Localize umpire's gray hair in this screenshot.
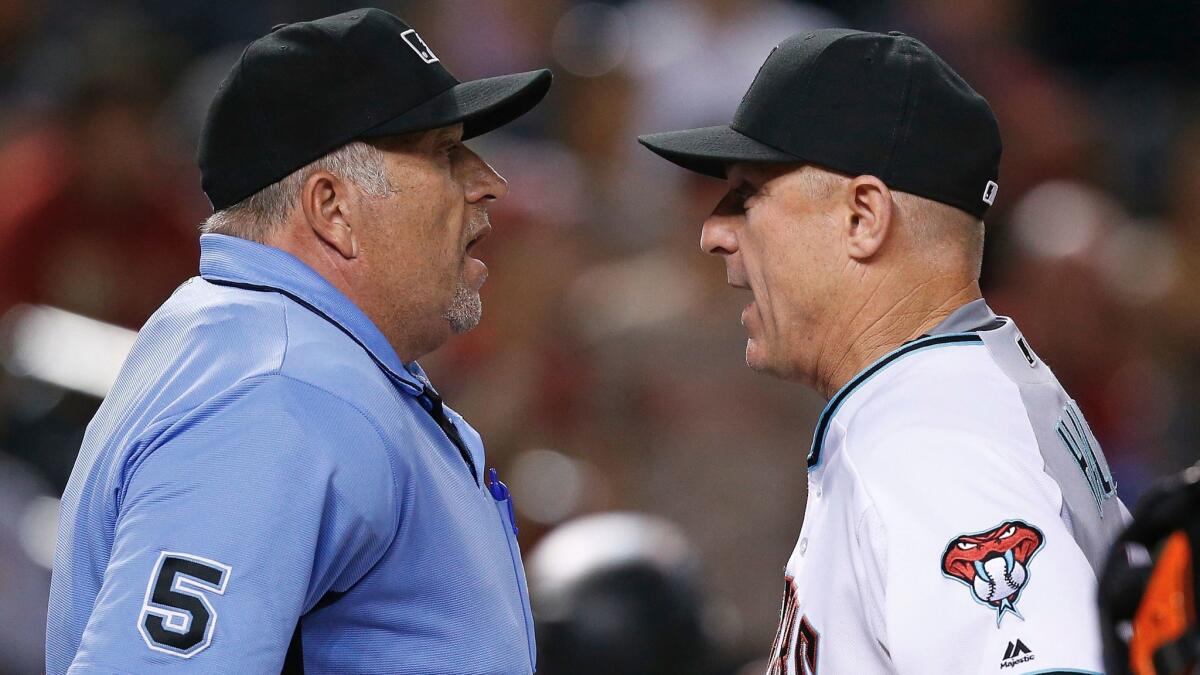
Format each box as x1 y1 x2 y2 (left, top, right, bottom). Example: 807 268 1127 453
201 141 396 242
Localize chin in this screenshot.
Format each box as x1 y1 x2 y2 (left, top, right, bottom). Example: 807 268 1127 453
745 340 772 373
446 310 481 335
443 286 483 334
448 316 480 335
746 339 799 381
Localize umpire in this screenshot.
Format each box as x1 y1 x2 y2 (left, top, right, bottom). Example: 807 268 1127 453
46 9 550 674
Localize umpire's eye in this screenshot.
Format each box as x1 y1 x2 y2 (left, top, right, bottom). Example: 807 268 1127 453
956 541 978 550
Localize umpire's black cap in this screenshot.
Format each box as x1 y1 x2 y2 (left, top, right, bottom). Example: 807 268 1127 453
638 29 1001 219
199 8 553 211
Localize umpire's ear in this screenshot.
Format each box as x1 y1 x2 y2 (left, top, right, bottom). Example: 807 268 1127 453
843 174 893 261
301 169 358 259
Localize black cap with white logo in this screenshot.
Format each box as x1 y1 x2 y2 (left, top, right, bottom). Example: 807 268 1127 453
638 29 1001 218
199 8 552 211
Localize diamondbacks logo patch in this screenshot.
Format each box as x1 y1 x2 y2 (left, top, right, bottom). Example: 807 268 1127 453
940 520 1044 625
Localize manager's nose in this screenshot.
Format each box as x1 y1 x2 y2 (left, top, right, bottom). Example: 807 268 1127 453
700 216 738 257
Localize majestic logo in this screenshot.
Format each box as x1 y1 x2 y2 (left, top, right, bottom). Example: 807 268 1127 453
941 520 1045 626
400 29 438 64
1000 638 1035 669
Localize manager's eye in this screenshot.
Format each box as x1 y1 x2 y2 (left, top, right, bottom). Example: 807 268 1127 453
956 541 977 550
999 525 1017 539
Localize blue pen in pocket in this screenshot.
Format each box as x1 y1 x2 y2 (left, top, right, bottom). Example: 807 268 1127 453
487 467 518 536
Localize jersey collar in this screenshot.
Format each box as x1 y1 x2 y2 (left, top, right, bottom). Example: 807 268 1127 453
198 233 426 394
806 299 999 470
927 298 1002 335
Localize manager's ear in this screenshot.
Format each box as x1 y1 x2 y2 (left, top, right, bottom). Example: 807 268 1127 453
843 174 893 261
301 170 358 260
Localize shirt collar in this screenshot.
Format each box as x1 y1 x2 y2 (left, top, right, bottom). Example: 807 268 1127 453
807 298 998 469
927 298 999 335
198 233 426 394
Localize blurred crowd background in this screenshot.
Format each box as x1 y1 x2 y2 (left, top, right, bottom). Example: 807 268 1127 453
0 0 1197 672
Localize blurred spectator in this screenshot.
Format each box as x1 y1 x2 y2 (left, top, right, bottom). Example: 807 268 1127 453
0 453 54 674
624 0 837 132
0 78 199 328
0 0 42 112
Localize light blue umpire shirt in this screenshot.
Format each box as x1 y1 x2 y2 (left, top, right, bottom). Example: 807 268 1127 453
46 233 536 674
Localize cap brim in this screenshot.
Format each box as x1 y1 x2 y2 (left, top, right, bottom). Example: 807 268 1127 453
363 69 552 141
637 125 801 178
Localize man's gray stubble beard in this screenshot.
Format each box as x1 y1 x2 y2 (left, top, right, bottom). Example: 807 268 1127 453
444 281 482 334
443 209 488 334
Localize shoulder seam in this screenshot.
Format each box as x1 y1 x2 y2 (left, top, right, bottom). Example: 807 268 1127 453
270 373 402 552
120 373 401 543
849 489 891 648
116 372 280 511
114 371 401 614
976 352 1071 522
835 442 892 648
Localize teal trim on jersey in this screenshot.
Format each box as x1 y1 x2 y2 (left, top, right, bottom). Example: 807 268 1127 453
807 332 985 469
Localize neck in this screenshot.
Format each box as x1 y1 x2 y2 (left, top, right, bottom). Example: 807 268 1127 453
267 225 430 363
812 276 982 400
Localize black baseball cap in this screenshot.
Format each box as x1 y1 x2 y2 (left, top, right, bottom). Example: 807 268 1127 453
638 29 1001 219
199 8 553 211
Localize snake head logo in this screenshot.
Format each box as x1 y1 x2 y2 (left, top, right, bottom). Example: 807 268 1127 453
941 520 1045 626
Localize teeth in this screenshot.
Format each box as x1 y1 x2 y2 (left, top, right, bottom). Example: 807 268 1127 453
974 560 990 583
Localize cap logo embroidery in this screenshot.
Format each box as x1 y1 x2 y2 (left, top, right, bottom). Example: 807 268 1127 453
982 180 998 205
401 29 438 64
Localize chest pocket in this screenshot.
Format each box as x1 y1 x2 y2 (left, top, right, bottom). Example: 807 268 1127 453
488 468 537 672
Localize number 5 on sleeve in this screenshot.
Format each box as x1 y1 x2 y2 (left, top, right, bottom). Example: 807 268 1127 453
137 551 232 658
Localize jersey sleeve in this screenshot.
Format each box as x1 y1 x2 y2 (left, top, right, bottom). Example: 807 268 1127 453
68 375 397 673
847 427 1105 675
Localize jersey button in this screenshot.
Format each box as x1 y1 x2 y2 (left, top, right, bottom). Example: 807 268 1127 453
800 538 808 556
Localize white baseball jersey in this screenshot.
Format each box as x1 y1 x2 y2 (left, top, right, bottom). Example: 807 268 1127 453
768 299 1128 675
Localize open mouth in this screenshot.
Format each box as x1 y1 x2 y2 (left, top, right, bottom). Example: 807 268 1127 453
465 224 492 255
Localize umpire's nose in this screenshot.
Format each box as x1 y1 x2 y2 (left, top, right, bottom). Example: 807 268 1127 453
462 146 509 204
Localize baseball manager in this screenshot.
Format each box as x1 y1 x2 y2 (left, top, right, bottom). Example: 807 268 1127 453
640 29 1127 675
46 9 550 673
